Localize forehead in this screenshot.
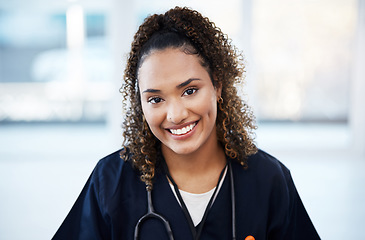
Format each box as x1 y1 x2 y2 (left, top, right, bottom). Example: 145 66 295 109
137 48 210 89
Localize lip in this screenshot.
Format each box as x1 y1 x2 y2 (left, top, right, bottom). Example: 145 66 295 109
165 120 199 140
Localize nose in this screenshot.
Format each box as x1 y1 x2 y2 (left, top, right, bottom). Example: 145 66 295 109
166 100 188 124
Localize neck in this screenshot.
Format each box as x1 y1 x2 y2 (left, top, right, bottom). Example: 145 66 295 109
162 139 226 193
163 143 225 171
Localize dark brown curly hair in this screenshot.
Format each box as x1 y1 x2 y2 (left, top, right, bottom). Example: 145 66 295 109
120 6 257 190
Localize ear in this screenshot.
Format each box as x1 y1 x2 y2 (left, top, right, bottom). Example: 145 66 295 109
214 77 222 100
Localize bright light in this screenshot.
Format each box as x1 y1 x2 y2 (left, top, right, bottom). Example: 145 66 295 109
66 5 85 49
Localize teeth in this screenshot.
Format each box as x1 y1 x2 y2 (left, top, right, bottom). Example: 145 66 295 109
170 123 196 135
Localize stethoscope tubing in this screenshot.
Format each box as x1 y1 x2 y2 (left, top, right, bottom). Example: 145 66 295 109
134 190 174 240
229 161 236 240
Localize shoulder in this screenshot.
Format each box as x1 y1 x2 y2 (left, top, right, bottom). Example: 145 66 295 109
233 150 320 238
93 148 137 177
233 149 293 195
247 149 290 177
90 149 141 199
95 149 124 169
90 150 125 183
89 150 124 192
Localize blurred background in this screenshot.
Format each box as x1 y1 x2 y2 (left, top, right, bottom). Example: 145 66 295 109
0 0 364 239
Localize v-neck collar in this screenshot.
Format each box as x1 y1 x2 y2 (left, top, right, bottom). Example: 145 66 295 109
150 162 231 240
151 170 195 240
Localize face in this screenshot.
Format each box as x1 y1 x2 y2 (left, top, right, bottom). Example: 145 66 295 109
138 48 221 157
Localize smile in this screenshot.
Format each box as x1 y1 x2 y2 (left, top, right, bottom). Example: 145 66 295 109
169 122 197 135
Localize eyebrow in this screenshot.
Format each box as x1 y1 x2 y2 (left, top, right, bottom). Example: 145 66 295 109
142 89 161 94
176 78 201 89
142 78 201 94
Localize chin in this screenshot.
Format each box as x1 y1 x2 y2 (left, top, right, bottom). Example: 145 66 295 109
164 144 199 156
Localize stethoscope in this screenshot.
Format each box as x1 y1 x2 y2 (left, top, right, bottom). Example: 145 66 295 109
134 161 236 240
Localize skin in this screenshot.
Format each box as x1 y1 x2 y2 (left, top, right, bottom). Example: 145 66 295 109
138 48 226 193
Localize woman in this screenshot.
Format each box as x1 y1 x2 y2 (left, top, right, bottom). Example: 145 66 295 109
53 7 320 240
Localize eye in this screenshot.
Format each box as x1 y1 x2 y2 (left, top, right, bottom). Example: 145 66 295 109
183 88 198 96
147 96 163 104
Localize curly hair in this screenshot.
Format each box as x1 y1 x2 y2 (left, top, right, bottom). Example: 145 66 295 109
120 6 257 190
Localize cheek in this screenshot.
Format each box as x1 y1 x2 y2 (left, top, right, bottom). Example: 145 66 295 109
190 98 217 121
142 105 164 130
195 91 218 118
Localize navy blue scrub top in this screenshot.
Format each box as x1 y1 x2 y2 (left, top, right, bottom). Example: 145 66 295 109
53 149 320 240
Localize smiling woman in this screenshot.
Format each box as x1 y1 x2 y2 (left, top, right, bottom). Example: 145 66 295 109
138 48 221 161
53 6 320 240
121 11 258 192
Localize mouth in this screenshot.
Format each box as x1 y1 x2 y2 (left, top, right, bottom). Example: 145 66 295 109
168 122 197 136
